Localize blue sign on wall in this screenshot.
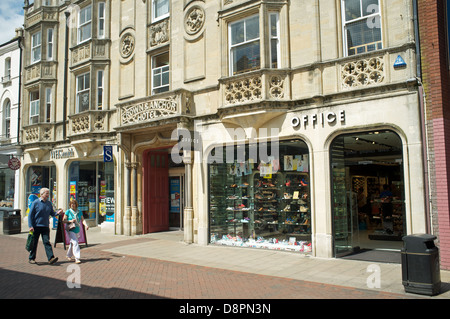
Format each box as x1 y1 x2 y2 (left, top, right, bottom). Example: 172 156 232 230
103 145 113 162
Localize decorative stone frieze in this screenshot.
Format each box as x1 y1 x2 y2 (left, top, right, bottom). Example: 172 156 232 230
23 125 53 144
224 75 262 105
120 33 135 59
149 20 169 47
72 42 91 65
69 111 109 136
341 56 385 89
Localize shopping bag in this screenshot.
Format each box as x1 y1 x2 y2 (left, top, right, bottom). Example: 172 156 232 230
25 231 34 252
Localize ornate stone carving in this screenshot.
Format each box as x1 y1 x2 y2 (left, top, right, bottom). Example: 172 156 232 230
72 115 90 134
25 127 39 142
341 56 384 89
185 6 205 35
120 33 135 59
72 43 91 64
224 75 262 105
121 98 178 125
150 20 169 47
269 75 284 99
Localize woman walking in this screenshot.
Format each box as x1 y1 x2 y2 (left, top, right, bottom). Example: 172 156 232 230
63 199 88 264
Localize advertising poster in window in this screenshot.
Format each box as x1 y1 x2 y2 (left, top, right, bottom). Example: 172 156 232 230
169 177 180 213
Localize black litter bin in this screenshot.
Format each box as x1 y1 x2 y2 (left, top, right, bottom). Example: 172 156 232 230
401 234 441 296
1 208 21 235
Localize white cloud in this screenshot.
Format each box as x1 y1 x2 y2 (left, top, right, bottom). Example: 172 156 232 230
0 2 24 44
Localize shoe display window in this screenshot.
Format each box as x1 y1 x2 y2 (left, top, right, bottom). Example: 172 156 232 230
208 139 312 253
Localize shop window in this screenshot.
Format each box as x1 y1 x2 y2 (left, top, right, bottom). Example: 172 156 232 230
0 166 15 208
78 5 92 44
330 130 405 257
208 139 312 253
25 165 57 212
68 161 115 224
151 52 169 94
342 0 382 56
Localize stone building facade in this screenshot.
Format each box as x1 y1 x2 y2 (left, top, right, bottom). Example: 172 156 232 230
19 0 438 264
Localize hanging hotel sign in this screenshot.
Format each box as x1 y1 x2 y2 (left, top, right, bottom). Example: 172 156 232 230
50 148 75 160
8 157 21 170
291 110 345 129
121 99 178 125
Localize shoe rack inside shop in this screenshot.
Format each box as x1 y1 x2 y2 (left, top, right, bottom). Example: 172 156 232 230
209 162 312 253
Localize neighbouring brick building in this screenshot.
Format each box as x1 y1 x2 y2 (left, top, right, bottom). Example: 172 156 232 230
417 0 450 270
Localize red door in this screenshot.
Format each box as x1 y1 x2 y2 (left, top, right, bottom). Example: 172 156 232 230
143 150 169 233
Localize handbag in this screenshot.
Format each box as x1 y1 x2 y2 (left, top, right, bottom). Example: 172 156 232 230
25 231 34 252
68 222 76 231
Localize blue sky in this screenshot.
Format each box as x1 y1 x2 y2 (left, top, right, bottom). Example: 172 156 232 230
0 1 24 44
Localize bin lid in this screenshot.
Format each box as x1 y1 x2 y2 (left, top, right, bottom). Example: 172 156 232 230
402 234 437 253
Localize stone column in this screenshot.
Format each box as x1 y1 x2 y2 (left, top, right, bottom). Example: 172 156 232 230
183 151 194 244
131 162 139 236
124 162 132 236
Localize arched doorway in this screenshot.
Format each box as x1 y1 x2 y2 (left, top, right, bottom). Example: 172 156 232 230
330 130 406 257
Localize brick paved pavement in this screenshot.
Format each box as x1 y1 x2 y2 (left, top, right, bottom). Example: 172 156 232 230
0 234 420 303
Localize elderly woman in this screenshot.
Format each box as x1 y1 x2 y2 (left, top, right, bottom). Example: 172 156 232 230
63 199 89 264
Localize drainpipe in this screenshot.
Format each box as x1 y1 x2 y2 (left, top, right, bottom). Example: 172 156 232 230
413 0 431 234
63 11 70 141
17 32 23 148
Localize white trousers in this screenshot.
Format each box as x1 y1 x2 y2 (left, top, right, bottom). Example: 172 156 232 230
66 231 81 260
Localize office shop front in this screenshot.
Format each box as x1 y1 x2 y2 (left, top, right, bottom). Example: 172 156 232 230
20 143 118 232
196 92 428 258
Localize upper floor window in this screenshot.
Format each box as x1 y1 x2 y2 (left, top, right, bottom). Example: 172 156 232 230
76 72 90 112
47 28 54 60
97 70 104 110
31 31 42 64
98 2 106 38
78 5 92 44
228 12 280 76
30 91 40 125
3 99 11 139
342 0 382 56
152 0 169 22
2 58 11 83
45 88 52 123
151 52 169 94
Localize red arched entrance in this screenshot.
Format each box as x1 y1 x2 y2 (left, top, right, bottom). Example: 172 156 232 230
143 149 169 233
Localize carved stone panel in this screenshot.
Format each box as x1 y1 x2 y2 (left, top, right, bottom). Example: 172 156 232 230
149 20 170 48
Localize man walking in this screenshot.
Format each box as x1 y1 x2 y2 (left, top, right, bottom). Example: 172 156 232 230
28 188 62 264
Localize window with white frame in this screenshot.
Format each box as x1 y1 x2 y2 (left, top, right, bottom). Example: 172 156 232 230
78 5 92 44
45 88 52 122
229 14 261 75
30 91 40 124
31 31 41 64
152 0 169 22
269 12 280 69
97 70 104 110
152 52 169 94
342 0 382 56
98 2 105 38
76 73 90 112
3 99 11 138
2 58 11 83
47 28 54 60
